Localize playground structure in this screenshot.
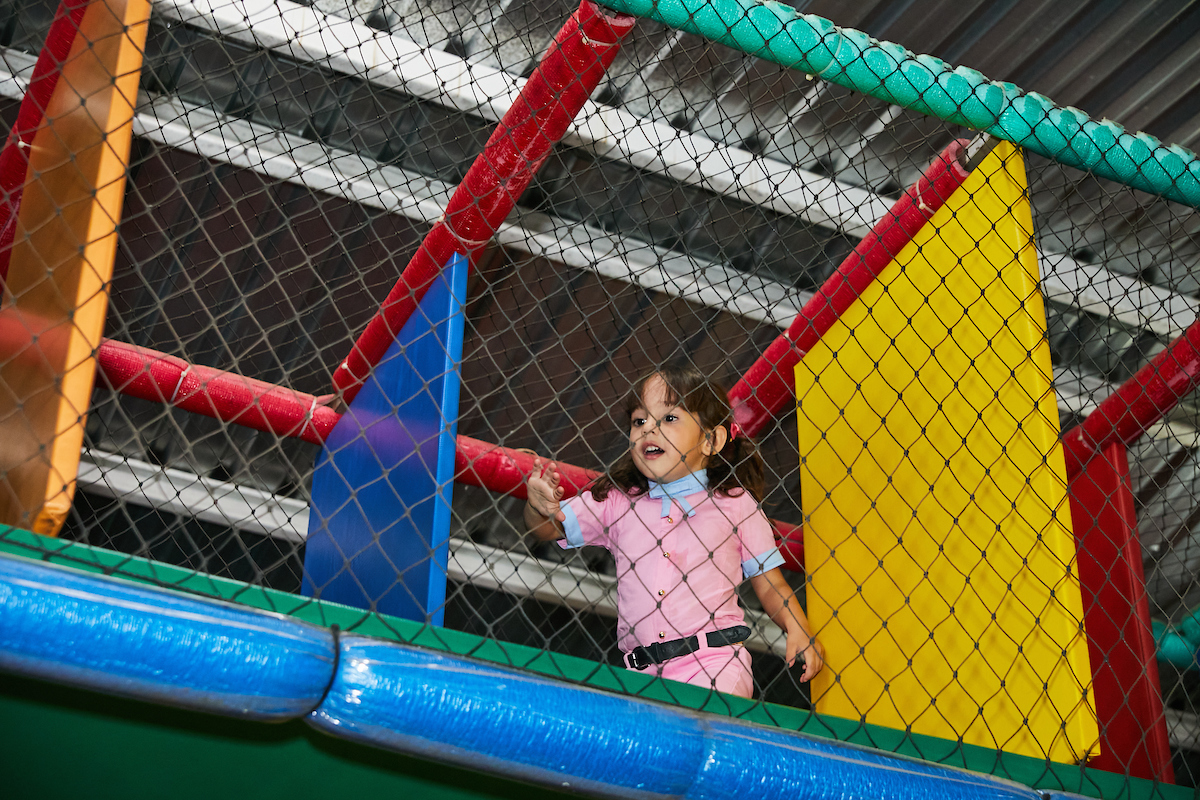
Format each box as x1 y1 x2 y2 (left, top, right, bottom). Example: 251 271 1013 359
2 0 1200 797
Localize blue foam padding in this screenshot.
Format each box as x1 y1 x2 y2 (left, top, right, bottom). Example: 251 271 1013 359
0 554 335 719
691 719 1042 800
309 636 1045 800
0 551 1065 800
309 636 703 798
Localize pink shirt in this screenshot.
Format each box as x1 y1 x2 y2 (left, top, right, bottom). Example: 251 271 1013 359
561 472 783 654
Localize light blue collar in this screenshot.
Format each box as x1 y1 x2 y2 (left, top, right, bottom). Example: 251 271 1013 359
647 470 708 519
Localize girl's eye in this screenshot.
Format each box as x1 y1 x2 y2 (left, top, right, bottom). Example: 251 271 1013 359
631 417 645 427
664 414 677 423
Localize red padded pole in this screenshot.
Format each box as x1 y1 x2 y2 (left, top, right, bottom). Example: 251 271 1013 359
1070 441 1174 782
1063 320 1200 479
331 1 636 404
96 339 342 445
728 139 973 438
0 0 91 281
452 435 596 501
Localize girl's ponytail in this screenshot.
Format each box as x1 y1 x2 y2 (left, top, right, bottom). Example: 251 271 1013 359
707 427 766 503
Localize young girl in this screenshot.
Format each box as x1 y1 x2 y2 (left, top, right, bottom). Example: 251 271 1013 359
525 365 823 699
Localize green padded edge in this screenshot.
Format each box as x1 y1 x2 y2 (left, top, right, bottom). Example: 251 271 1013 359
595 0 1200 212
0 527 1186 800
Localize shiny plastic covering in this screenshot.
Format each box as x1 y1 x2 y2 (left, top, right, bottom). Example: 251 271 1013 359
312 636 1056 800
0 554 335 719
312 636 1057 800
311 637 704 797
0 551 1066 800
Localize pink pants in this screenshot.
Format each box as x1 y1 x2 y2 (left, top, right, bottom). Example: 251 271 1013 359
636 643 753 698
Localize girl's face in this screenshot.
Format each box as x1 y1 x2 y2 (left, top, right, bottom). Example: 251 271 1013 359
629 375 714 484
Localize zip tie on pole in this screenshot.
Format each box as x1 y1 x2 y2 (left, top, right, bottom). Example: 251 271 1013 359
169 365 192 405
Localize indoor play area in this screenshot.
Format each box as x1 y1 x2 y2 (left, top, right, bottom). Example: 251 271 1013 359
1 0 1199 797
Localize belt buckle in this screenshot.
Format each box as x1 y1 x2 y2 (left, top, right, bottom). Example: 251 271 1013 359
627 646 653 670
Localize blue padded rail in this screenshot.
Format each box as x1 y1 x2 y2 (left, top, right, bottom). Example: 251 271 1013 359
310 637 706 797
0 554 335 719
311 637 1051 800
0 553 1080 800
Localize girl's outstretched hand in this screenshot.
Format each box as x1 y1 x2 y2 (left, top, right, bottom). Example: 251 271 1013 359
788 632 825 683
527 457 566 523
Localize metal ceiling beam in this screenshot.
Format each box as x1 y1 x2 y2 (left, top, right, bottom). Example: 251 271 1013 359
0 49 809 328
150 0 1200 339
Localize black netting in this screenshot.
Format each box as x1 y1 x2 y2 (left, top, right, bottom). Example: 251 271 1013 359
1 0 1199 792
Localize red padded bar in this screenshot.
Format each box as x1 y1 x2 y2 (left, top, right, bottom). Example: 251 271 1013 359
93 339 806 569
0 0 91 280
96 340 341 445
728 139 972 438
331 0 636 403
1070 441 1173 782
1063 320 1200 478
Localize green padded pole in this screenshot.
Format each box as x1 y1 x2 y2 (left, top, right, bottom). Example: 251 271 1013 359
597 0 1200 211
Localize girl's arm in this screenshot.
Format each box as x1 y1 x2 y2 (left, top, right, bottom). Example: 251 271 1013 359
750 567 825 682
525 458 567 542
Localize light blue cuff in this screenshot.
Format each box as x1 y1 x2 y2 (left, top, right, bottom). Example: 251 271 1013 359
742 546 785 580
560 503 585 549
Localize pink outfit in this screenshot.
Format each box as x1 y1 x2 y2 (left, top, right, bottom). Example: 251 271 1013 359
654 640 754 698
560 474 782 698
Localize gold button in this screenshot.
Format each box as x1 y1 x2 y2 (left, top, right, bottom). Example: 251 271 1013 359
659 632 666 639
663 552 670 558
658 589 665 596
667 516 673 523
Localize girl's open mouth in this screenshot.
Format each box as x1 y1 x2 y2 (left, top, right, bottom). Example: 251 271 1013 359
643 445 665 457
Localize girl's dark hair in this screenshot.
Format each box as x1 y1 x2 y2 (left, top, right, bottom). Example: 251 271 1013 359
589 365 767 502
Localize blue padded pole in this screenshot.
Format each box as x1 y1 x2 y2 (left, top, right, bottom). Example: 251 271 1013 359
0 552 1088 800
310 637 1056 800
596 0 1200 211
0 553 335 719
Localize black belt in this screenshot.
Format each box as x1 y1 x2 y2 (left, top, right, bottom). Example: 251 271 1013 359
624 625 750 670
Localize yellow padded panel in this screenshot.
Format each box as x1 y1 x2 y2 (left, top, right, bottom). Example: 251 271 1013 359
0 0 151 535
797 141 1097 762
